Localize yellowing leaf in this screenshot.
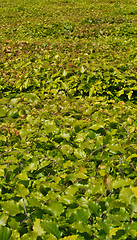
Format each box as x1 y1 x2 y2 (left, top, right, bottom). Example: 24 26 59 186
129 127 135 133
0 166 4 177
10 229 20 240
127 154 137 162
33 219 45 235
109 227 120 236
0 135 6 141
80 66 85 73
132 187 137 198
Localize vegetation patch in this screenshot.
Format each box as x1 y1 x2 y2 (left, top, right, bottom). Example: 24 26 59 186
0 0 137 239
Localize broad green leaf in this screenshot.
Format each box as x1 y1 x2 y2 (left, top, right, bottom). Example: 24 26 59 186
91 123 104 131
59 193 75 205
44 120 59 134
119 187 133 205
8 218 20 230
88 130 96 139
0 226 11 240
25 162 37 172
63 160 73 169
129 222 137 230
19 128 33 138
60 130 70 141
0 215 8 226
41 220 61 239
33 219 45 235
23 93 40 103
8 109 18 118
47 202 64 217
74 149 86 159
61 145 73 156
0 108 6 117
107 145 126 154
65 185 79 195
111 178 132 189
88 201 100 217
16 184 29 197
69 208 90 223
17 172 28 180
1 200 23 216
71 221 92 234
75 173 88 179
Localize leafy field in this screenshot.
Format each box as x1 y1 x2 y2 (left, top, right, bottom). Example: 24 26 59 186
0 0 137 239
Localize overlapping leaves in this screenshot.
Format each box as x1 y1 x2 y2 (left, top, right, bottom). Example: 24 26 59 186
0 0 137 239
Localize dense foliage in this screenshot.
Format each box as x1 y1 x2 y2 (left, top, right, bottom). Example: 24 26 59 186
0 0 137 239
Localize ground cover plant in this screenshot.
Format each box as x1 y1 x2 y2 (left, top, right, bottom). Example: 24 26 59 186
0 0 137 239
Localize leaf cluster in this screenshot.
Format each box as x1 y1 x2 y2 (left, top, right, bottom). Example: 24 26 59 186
0 0 137 239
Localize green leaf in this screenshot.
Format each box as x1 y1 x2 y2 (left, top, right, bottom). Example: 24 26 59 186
8 218 20 230
119 187 133 205
71 221 92 234
17 172 29 180
88 201 100 217
44 120 59 134
61 145 73 156
0 108 6 117
69 208 90 223
74 149 86 159
25 162 38 172
16 184 29 197
41 220 62 239
91 123 105 131
47 202 64 217
59 193 75 205
129 222 137 230
111 178 132 189
0 226 11 240
1 200 23 216
107 145 126 154
0 215 8 226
